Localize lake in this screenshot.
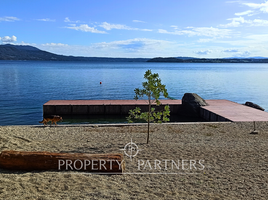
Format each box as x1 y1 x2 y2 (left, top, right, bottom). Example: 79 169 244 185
1 60 268 125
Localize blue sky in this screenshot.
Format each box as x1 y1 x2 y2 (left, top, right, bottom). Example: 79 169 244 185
1 0 268 58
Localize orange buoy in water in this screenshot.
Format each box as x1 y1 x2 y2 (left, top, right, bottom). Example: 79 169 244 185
100 82 102 84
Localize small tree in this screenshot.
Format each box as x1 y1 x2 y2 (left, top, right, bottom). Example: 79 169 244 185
127 69 170 144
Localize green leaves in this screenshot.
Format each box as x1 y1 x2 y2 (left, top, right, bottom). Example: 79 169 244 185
127 105 170 123
133 69 168 105
126 107 141 123
127 69 170 143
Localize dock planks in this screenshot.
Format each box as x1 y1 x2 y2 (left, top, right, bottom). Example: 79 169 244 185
202 100 268 122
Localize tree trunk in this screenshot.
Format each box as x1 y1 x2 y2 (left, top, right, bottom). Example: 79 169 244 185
0 150 125 174
147 95 151 144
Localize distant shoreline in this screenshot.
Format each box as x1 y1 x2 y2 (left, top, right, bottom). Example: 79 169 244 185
147 57 268 63
1 44 268 63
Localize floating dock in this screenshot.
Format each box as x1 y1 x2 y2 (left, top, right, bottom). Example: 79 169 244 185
43 99 268 122
201 100 268 122
43 100 181 115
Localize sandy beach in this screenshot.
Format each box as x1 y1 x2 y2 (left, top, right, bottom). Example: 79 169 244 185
0 122 267 199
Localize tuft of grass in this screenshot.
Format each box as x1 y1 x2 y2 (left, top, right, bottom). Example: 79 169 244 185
205 124 219 128
205 132 214 137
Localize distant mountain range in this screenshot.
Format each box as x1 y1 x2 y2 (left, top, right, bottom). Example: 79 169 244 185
147 57 268 63
0 44 149 62
175 56 268 60
1 44 268 63
224 56 268 59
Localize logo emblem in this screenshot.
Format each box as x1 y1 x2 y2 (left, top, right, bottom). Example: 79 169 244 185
121 139 141 161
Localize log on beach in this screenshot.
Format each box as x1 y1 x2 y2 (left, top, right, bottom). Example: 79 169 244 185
0 150 125 173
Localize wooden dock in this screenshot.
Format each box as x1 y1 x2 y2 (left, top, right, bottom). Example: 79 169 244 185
43 99 268 122
43 100 182 116
201 100 268 122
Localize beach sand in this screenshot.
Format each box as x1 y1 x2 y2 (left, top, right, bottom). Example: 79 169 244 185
0 122 267 199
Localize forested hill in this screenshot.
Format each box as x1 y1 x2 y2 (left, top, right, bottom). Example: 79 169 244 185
1 44 268 63
147 57 268 63
0 44 149 62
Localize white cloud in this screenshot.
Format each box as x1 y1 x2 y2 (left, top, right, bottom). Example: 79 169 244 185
236 51 251 57
37 18 55 22
215 34 268 48
226 1 242 3
99 22 128 30
0 35 17 43
133 20 146 23
91 38 182 57
197 38 214 43
0 16 20 22
220 16 245 27
220 16 268 27
223 49 239 53
35 38 182 58
170 25 179 29
243 1 268 13
221 48 251 57
246 34 268 41
227 1 268 18
251 19 268 26
99 22 152 31
235 10 254 16
37 43 70 55
221 1 268 29
195 50 212 55
64 17 82 23
64 17 71 22
170 25 193 30
65 24 107 34
92 38 172 50
17 41 36 46
42 43 68 47
158 27 232 38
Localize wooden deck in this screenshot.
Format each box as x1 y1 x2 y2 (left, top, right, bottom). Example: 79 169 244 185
44 99 182 105
43 100 181 116
201 100 268 122
43 99 268 122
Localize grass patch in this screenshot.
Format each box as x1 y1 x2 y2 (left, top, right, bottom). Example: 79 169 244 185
205 132 214 136
205 124 219 128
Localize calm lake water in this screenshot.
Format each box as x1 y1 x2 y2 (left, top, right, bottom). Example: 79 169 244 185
1 60 268 125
